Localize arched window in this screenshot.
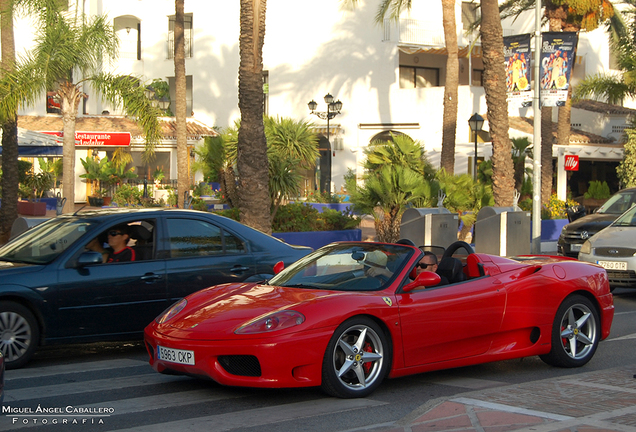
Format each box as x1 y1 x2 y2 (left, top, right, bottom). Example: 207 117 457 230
114 16 142 61
370 130 408 144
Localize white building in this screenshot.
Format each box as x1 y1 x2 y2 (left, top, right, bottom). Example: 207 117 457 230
9 0 630 202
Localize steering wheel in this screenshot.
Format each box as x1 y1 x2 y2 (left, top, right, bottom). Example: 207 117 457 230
441 241 475 260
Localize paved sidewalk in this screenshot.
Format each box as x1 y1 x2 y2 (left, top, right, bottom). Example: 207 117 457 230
360 364 636 432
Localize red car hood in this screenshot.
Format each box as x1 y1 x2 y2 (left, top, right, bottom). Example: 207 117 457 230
159 282 344 340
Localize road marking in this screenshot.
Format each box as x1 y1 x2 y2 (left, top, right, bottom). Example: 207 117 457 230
2 389 247 430
112 398 388 432
607 332 636 341
425 376 506 390
6 358 148 381
4 373 187 402
450 397 573 421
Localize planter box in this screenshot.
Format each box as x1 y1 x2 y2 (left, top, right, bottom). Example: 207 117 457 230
273 229 361 250
541 219 568 242
88 196 103 207
154 189 170 202
582 198 607 214
17 201 47 216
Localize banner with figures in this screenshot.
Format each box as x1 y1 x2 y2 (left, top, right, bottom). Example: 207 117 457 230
504 34 532 108
540 32 578 107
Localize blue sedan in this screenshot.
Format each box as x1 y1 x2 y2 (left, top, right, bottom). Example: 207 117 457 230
0 208 311 369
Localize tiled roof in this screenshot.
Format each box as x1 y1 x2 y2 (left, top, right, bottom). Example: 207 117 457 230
572 99 636 115
18 115 218 140
507 116 613 144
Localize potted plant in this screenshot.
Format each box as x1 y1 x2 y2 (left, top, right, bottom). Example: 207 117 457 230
582 180 611 213
153 168 165 186
80 156 111 207
18 171 54 216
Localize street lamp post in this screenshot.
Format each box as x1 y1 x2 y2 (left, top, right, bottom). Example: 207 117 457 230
468 113 484 181
308 93 343 193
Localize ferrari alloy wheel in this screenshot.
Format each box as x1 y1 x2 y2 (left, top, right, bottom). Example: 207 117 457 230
321 317 390 398
0 302 39 369
540 295 600 368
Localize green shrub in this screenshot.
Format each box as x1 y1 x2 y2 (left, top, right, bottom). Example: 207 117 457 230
273 203 322 232
216 207 240 221
320 208 360 231
213 203 359 233
191 197 209 211
272 203 359 232
584 180 611 199
113 184 142 206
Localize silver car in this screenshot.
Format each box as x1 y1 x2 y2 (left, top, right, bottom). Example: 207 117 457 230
579 204 636 290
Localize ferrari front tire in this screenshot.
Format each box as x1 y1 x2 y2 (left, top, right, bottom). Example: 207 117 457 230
0 301 39 369
321 317 390 398
540 295 599 368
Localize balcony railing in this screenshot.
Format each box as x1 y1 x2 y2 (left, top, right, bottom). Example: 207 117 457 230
384 18 514 48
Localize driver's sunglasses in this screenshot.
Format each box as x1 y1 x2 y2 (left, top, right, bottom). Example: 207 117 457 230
418 262 435 269
108 230 124 237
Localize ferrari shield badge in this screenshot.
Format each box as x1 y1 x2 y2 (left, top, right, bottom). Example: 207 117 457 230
383 297 393 307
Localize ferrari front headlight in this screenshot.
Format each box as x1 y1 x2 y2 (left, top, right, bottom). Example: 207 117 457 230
235 310 305 334
579 240 592 255
155 298 187 324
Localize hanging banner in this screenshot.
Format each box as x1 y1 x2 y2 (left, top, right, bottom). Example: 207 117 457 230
504 34 532 108
540 32 578 107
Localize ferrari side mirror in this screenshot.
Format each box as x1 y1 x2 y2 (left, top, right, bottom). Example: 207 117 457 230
273 261 285 274
402 271 441 293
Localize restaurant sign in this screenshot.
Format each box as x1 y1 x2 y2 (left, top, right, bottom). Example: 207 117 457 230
41 131 131 147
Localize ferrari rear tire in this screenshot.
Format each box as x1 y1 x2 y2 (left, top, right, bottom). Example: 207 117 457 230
0 301 39 369
540 295 599 368
321 317 390 398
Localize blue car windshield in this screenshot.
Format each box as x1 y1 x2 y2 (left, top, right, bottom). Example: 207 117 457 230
268 243 414 292
0 219 96 264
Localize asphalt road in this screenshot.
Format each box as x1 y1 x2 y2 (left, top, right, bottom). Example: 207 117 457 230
1 288 635 432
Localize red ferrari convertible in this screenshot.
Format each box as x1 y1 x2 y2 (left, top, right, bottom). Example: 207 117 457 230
144 241 614 398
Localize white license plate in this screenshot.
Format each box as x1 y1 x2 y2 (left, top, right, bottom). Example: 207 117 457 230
157 345 195 365
570 244 582 252
597 261 627 271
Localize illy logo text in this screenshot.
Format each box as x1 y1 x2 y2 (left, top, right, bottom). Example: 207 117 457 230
565 155 579 171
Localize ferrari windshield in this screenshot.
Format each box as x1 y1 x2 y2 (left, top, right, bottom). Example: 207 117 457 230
612 204 636 227
268 243 414 291
0 218 96 264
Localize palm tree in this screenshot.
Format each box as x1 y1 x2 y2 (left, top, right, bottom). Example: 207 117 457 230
439 0 459 173
0 0 19 241
574 3 636 104
0 0 163 213
345 0 459 174
219 116 319 214
364 133 435 179
263 116 319 170
511 137 532 191
347 135 438 243
237 0 271 233
499 0 619 205
480 0 515 206
436 169 494 242
174 0 188 209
